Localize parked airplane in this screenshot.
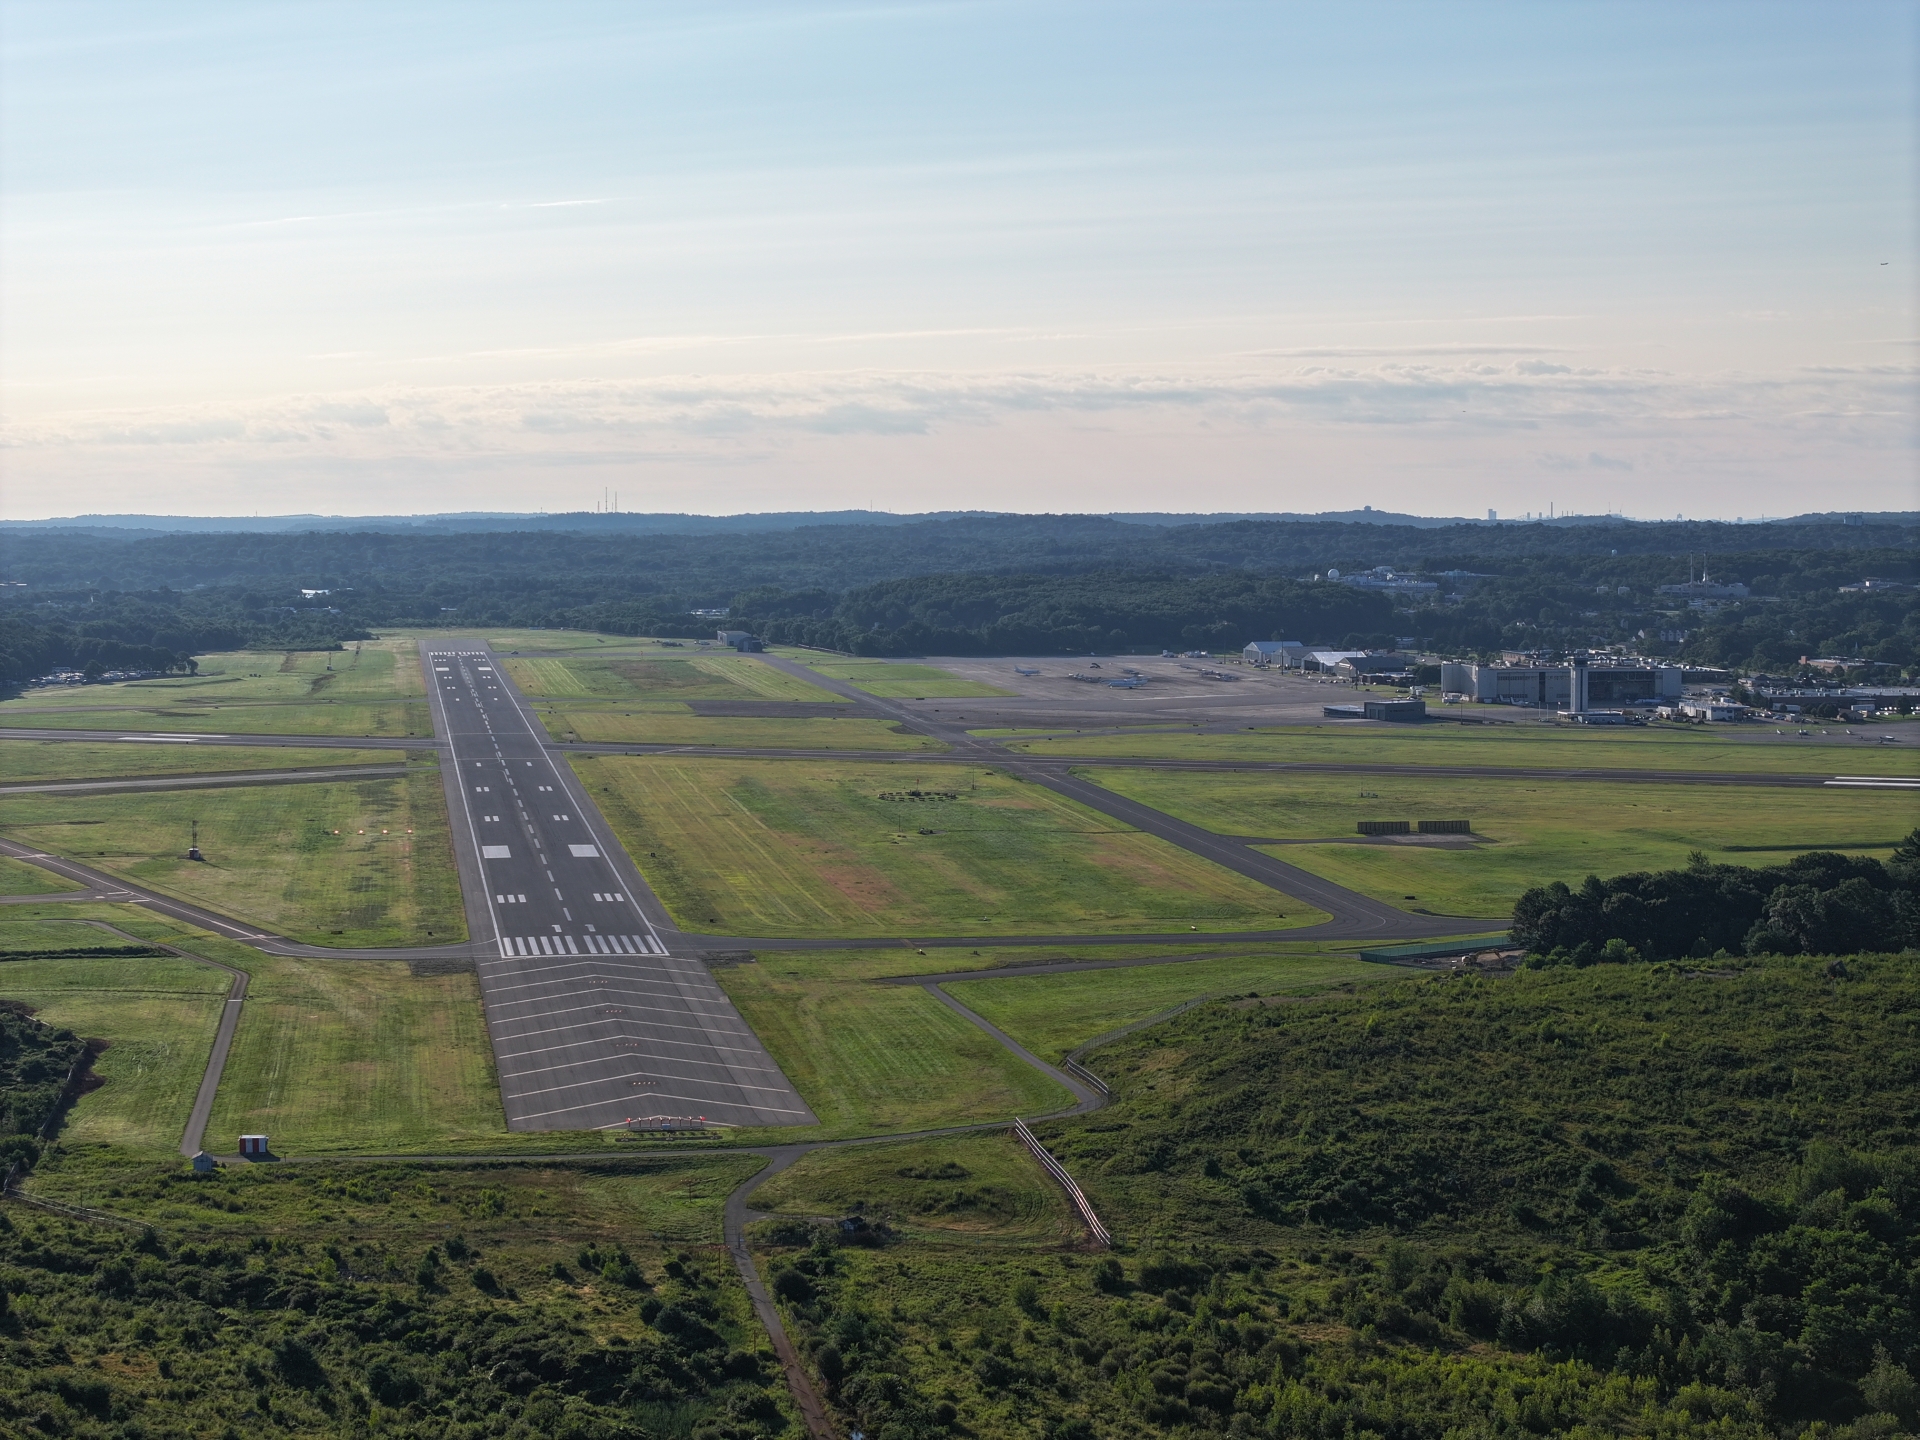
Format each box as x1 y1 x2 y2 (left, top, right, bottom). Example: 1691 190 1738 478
1014 666 1040 676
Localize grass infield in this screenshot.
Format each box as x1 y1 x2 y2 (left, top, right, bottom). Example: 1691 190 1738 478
0 768 466 947
790 657 1014 699
582 755 1325 936
543 708 943 750
0 641 432 737
0 855 84 895
713 951 1072 1137
0 954 230 1152
1081 765 1917 918
205 955 507 1155
503 652 846 704
943 949 1397 1062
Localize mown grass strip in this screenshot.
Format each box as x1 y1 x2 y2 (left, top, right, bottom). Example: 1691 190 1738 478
715 954 1071 1137
584 755 1320 936
0 769 467 946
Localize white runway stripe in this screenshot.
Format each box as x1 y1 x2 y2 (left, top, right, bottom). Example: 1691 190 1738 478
496 938 696 970
487 997 748 1030
487 975 733 1006
495 1032 787 1069
513 1088 814 1123
476 953 707 977
505 1065 804 1102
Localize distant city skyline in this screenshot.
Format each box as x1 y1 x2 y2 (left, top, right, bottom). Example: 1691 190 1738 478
2 1 1913 520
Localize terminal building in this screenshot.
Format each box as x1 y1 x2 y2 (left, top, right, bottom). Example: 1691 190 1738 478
1440 659 1683 709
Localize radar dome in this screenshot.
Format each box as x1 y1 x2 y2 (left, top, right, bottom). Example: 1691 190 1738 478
1326 567 1341 580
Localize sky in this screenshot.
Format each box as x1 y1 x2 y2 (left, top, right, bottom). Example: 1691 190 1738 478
1 0 1913 521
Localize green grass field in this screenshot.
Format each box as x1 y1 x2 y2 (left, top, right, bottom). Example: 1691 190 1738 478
944 949 1401 1061
1082 765 1918 918
582 755 1325 936
485 627 663 653
1006 721 1920 776
0 855 83 895
0 902 622 1160
205 955 507 1154
0 953 229 1152
0 767 467 946
542 707 944 750
503 652 846 704
791 657 1014 699
0 641 432 736
714 952 1072 1136
749 1132 1079 1245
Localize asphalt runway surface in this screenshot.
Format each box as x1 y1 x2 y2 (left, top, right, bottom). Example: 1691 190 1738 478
422 643 815 1132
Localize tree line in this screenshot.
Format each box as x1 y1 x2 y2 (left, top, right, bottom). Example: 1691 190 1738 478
1 517 1912 674
1511 831 1920 961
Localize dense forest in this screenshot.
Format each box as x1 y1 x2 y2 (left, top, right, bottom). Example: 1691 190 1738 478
0 515 1914 683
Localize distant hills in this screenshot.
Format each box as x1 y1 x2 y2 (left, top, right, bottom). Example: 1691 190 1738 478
1 507 1912 537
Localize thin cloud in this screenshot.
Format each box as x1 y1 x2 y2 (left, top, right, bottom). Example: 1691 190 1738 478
8 362 1909 455
1247 345 1568 358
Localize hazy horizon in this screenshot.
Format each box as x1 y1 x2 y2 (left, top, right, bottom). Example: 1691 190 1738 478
3 1 1913 522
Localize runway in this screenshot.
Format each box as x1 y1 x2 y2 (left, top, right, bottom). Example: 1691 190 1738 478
421 643 815 1131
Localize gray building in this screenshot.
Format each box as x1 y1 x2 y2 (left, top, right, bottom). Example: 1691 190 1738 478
1337 652 1417 677
1324 698 1427 721
1242 640 1306 666
1440 660 1682 708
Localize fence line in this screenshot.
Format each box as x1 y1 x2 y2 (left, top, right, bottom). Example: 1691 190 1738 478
1061 1056 1109 1095
1 1164 145 1229
1011 1118 1112 1249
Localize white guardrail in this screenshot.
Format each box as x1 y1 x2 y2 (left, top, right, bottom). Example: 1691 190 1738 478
1012 1117 1113 1249
1061 1056 1109 1095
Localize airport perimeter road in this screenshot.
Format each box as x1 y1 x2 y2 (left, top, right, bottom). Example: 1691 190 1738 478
421 644 815 1132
